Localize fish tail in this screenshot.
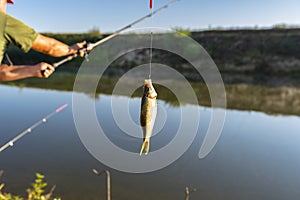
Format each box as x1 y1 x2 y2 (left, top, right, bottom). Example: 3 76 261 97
139 138 150 155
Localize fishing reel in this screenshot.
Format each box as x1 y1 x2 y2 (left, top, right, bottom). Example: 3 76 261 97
77 42 94 62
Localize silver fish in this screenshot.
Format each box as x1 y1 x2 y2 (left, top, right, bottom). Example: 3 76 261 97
140 79 157 155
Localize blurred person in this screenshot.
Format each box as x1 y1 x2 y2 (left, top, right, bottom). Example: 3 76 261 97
0 0 88 81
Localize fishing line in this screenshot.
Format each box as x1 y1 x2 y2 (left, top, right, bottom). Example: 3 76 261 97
5 53 13 66
149 31 153 79
149 0 154 79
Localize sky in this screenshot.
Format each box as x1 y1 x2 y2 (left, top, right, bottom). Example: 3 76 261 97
6 0 300 33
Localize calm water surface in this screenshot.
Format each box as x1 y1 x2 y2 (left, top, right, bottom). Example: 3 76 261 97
0 84 300 200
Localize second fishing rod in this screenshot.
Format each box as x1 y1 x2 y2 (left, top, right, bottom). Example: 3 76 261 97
52 0 179 69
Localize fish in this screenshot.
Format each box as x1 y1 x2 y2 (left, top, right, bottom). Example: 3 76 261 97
140 79 157 155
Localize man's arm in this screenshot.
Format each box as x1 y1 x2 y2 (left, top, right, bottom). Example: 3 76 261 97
0 62 54 81
31 34 87 57
0 34 87 82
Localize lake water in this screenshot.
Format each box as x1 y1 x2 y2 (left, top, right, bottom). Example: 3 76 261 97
1 81 300 200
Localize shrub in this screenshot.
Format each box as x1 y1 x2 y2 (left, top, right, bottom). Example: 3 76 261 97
0 173 60 200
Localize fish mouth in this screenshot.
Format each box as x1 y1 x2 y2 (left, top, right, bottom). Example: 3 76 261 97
148 93 157 99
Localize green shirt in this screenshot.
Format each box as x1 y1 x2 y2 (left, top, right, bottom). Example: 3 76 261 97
0 11 38 63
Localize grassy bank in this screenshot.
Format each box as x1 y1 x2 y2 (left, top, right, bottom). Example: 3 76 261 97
3 28 300 77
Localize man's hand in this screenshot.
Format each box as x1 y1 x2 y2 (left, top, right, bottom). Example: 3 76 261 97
69 41 94 57
0 63 55 81
35 62 55 78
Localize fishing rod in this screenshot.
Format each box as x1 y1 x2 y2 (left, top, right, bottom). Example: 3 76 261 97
52 0 179 68
0 104 68 153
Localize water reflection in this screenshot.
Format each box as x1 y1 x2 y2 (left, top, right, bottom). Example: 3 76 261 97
0 84 300 199
2 72 300 116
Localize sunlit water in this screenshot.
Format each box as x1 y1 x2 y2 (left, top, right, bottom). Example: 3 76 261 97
1 85 300 200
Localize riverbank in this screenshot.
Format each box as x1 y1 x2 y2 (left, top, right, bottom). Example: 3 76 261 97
3 28 300 77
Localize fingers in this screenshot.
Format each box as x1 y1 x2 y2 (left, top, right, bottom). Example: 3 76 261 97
77 41 87 48
76 41 89 57
77 48 86 57
37 62 55 78
70 41 94 57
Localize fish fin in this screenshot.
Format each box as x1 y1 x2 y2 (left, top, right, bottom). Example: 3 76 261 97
139 138 150 155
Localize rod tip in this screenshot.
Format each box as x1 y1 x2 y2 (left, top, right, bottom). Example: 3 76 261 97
56 104 68 113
